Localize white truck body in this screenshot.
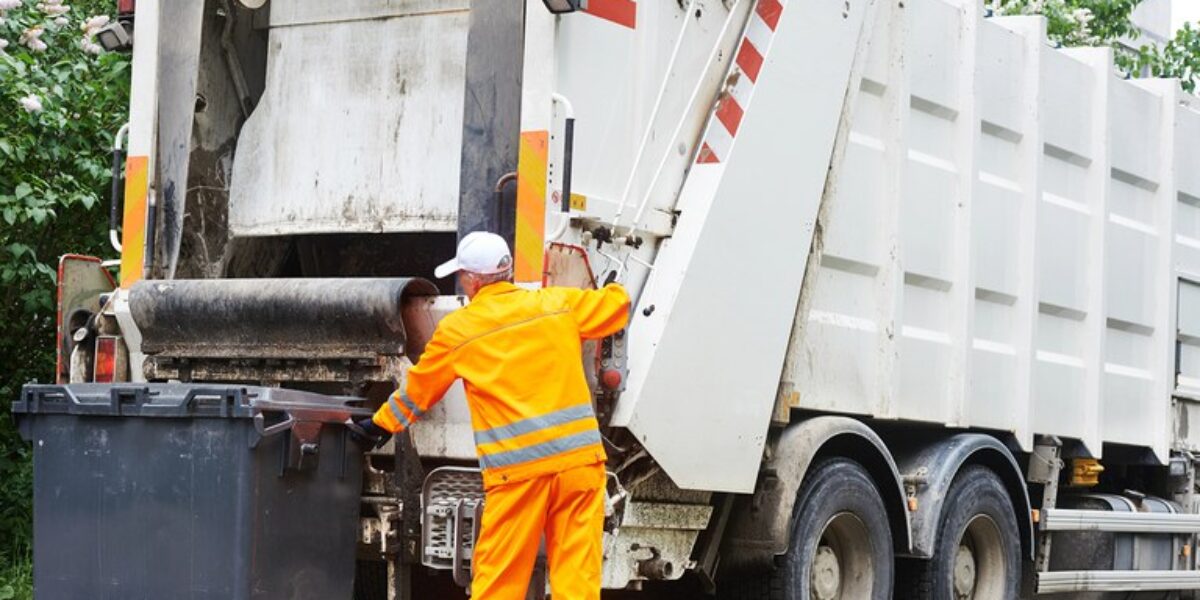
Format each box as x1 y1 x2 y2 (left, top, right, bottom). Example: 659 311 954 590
96 0 1200 595
797 8 1200 465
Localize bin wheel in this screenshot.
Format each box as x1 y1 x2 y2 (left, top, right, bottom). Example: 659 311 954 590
354 559 388 600
897 465 1020 599
719 458 894 600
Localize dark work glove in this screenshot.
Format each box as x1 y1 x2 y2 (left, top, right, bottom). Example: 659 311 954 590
345 417 391 449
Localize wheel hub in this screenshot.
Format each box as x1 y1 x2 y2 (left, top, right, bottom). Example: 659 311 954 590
953 543 977 599
810 545 842 600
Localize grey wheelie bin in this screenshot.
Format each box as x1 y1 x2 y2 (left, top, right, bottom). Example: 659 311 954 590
11 383 371 600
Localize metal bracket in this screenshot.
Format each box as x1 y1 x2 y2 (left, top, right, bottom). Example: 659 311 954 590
450 499 484 588
1029 436 1063 575
605 471 629 534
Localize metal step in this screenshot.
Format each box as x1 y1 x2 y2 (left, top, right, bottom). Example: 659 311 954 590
1037 570 1200 593
1040 508 1200 533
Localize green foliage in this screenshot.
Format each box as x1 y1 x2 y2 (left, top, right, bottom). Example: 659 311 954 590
993 0 1200 93
0 1 130 596
1129 22 1200 93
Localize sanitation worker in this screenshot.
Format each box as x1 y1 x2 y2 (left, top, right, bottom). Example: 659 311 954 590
350 231 630 600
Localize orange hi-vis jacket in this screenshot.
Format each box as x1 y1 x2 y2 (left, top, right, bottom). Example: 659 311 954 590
372 281 631 488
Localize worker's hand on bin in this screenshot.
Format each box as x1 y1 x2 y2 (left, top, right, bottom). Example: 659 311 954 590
345 417 391 449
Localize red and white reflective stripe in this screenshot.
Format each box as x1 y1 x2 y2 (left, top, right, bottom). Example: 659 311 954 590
694 0 786 165
584 0 637 29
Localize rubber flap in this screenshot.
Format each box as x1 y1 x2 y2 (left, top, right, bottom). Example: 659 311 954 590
129 277 438 359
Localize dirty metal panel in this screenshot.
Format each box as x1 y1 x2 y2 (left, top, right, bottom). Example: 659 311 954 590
144 358 385 384
229 0 469 237
408 296 476 461
456 0 524 241
409 381 476 461
619 502 712 531
269 0 468 27
155 0 206 278
174 0 268 279
602 525 704 588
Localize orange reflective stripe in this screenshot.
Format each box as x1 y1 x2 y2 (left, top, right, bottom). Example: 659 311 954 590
514 131 549 283
119 156 149 288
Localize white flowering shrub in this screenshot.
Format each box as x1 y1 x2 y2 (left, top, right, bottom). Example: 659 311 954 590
0 0 128 282
994 0 1142 46
0 3 129 597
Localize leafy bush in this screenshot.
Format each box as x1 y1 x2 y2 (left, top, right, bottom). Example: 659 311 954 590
1130 22 1200 93
0 0 130 597
993 0 1200 92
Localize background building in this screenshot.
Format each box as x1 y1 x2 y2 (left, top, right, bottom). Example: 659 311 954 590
1132 0 1174 45
1176 0 1200 32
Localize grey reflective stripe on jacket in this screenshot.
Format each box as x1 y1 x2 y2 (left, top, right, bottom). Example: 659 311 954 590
478 429 603 470
387 392 424 429
473 402 595 446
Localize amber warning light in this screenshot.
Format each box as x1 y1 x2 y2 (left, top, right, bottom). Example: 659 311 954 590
93 336 119 383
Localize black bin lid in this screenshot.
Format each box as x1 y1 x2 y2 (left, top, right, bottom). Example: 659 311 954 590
14 383 368 421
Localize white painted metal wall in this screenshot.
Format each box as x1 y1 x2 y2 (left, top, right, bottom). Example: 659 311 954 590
786 0 1200 465
1170 89 1200 452
552 0 746 231
611 0 880 493
379 0 1200 491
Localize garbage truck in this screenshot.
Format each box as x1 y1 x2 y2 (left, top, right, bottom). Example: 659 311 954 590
19 0 1200 597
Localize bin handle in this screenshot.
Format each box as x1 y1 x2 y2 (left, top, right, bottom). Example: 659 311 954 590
253 410 295 442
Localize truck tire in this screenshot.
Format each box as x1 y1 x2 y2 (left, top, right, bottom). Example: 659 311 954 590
721 458 894 600
897 465 1020 599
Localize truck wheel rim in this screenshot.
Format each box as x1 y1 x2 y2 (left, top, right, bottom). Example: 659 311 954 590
809 512 872 600
954 514 1005 600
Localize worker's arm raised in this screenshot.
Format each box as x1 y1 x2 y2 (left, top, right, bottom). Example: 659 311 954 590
371 328 459 434
561 283 631 339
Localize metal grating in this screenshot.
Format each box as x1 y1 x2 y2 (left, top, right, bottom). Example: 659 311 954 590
421 467 484 576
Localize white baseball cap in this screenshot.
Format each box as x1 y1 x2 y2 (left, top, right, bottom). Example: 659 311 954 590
434 232 514 278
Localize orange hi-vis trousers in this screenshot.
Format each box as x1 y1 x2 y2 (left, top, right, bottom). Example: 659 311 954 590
471 461 607 600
